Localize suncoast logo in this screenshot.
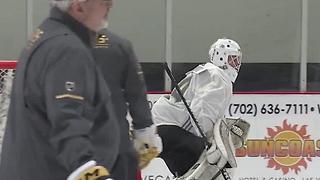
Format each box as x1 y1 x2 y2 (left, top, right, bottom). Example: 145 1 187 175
236 119 320 175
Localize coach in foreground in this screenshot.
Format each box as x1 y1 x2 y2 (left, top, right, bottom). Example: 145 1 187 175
0 0 120 179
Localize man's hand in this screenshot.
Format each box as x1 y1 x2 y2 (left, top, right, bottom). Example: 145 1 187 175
67 160 114 180
133 125 163 169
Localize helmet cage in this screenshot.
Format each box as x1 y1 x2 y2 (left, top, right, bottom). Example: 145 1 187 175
209 38 242 82
227 52 242 72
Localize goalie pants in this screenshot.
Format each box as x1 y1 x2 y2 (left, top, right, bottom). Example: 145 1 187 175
157 125 206 177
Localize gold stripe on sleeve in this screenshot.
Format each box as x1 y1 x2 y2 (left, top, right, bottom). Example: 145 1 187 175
55 94 84 101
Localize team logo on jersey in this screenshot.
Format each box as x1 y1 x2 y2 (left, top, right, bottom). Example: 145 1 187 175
95 34 109 48
55 81 84 101
27 28 44 48
65 81 76 92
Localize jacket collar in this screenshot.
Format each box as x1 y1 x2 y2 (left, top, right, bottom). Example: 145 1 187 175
49 7 95 47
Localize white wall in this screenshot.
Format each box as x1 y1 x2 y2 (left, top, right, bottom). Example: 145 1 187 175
0 0 319 64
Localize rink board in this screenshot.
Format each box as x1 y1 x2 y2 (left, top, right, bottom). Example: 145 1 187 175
142 93 320 180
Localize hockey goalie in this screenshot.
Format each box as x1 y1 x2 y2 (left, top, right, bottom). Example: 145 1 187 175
152 38 250 179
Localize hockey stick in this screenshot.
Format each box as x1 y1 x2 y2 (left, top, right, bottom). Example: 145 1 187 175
163 62 231 180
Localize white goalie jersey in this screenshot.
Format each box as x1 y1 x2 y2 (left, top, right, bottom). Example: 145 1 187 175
152 62 233 138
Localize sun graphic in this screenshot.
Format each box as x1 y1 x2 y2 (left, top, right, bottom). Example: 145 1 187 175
265 119 311 175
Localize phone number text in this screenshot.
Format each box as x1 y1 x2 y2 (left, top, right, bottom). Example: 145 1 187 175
228 103 320 117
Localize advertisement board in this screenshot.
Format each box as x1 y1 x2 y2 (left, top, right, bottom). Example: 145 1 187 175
142 94 320 180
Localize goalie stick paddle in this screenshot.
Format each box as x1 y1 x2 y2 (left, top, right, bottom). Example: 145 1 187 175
163 62 231 180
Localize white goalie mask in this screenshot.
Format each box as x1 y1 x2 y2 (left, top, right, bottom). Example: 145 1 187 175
209 38 242 83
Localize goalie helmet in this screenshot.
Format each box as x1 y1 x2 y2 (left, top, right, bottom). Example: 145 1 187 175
209 38 242 83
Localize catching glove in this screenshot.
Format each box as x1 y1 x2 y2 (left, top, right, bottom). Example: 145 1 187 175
133 125 163 169
67 160 114 180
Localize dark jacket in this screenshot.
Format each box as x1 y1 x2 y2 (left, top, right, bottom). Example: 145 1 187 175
92 29 153 149
92 29 154 180
0 8 119 180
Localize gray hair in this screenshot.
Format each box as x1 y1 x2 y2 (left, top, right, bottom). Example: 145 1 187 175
50 0 72 12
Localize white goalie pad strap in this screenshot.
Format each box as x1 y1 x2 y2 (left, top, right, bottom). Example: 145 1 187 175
174 151 219 180
175 118 250 180
214 118 237 168
175 151 227 180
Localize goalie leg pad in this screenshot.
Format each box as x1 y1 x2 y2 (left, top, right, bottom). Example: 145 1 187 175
174 151 225 180
214 118 237 168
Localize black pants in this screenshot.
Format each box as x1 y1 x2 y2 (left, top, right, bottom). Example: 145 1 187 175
111 135 138 180
157 125 206 177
